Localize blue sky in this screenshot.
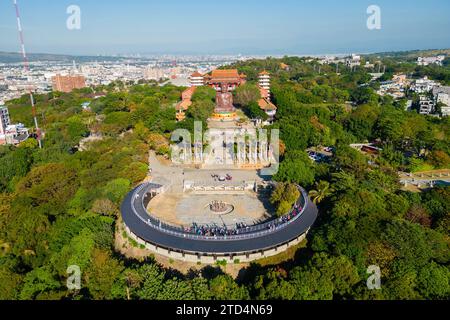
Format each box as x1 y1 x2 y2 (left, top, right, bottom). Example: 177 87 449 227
0 0 449 55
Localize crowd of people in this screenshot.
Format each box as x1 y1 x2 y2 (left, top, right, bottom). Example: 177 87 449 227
184 203 304 237
186 222 251 237
266 203 303 231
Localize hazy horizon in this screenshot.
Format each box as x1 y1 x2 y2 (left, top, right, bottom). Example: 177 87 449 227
1 47 450 59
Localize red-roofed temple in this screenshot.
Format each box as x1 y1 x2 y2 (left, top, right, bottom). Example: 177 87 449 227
205 69 247 91
176 69 276 122
205 70 246 121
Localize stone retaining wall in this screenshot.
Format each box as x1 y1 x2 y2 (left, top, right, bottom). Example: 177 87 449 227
124 224 308 264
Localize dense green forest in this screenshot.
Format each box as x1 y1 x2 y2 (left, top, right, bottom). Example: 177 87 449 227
0 56 448 300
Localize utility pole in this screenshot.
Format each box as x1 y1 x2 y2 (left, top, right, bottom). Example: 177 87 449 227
13 0 42 148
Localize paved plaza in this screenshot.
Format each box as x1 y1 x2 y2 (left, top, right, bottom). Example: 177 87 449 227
147 150 275 228
149 192 272 228
149 152 267 191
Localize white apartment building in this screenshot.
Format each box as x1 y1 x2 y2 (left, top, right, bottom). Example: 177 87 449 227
417 55 445 66
433 86 450 105
433 86 450 116
0 106 29 145
318 56 335 65
436 92 450 106
2 124 29 145
439 102 450 117
419 96 435 115
345 54 361 68
0 106 11 135
411 76 438 94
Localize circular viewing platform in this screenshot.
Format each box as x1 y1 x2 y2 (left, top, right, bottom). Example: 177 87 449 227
121 182 318 263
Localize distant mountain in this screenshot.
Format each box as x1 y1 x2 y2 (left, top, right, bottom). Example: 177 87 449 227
1 48 449 64
365 48 450 60
0 51 131 63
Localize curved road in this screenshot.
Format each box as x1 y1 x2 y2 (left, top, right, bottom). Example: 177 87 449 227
121 184 319 255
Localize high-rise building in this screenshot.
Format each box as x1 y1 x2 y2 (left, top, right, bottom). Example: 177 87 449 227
0 106 11 135
419 96 435 115
144 67 165 81
52 74 86 93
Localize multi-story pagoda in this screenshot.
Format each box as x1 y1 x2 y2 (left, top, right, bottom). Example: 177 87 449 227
189 71 204 87
258 71 271 96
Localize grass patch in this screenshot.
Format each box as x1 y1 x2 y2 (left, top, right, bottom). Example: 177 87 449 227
216 259 227 267
412 163 435 173
129 238 139 248
256 239 308 267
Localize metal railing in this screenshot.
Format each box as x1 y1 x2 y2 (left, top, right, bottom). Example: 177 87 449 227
129 182 309 242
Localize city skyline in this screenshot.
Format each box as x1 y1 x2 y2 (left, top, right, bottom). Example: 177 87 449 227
1 0 450 56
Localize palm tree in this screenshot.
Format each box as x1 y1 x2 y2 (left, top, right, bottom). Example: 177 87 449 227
309 180 334 204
